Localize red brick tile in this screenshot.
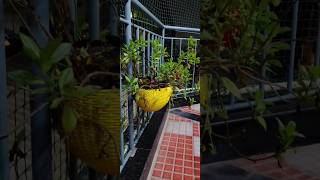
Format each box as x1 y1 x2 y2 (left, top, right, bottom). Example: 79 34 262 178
163 136 169 141
174 166 183 173
170 137 178 142
177 143 184 148
186 139 192 144
175 159 183 166
162 172 172 179
154 163 164 170
178 139 184 143
162 141 169 146
184 175 193 180
184 167 193 175
160 145 167 151
164 164 173 171
195 178 200 180
168 146 176 152
157 157 165 163
184 161 192 167
171 134 178 138
186 136 192 140
176 153 184 159
185 155 193 161
152 170 162 177
167 152 175 158
173 173 183 180
177 148 184 153
185 149 193 155
194 156 200 162
166 158 174 164
169 142 177 147
185 144 193 149
194 169 200 176
194 162 200 169
159 150 166 156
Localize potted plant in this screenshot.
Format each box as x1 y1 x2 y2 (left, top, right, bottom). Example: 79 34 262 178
9 33 120 175
121 37 198 112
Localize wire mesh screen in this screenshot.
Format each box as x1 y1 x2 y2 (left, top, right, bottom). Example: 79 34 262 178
119 0 200 28
7 86 32 180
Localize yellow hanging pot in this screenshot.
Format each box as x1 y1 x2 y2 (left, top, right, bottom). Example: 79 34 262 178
135 86 173 112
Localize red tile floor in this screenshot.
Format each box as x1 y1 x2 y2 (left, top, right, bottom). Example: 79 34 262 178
145 106 200 180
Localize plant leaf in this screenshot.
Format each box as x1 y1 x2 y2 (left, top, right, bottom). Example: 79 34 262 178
50 97 64 109
221 77 242 99
8 70 37 87
58 68 75 91
256 116 267 131
62 105 78 133
50 43 72 64
19 33 40 62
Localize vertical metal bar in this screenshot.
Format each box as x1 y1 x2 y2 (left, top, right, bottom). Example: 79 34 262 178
192 40 197 88
142 30 146 76
288 0 299 91
68 0 77 35
162 28 165 63
147 33 150 76
179 39 182 55
125 0 134 151
88 0 100 40
136 27 140 40
315 2 320 65
0 0 9 179
30 0 52 180
171 38 174 58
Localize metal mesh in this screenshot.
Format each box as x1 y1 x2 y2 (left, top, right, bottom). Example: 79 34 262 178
120 0 200 28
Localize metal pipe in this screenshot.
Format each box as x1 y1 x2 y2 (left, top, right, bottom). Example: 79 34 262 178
88 0 100 40
162 28 165 63
315 2 320 65
143 30 146 76
225 94 295 111
0 0 9 179
164 25 200 33
288 0 299 91
125 0 134 151
30 0 52 179
171 39 174 58
212 106 315 126
131 0 164 28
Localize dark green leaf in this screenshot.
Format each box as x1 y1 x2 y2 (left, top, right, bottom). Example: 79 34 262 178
62 105 78 133
221 77 242 99
19 33 40 62
256 116 267 131
50 43 72 64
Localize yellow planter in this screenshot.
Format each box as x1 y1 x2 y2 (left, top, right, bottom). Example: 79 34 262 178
67 89 120 175
135 86 173 112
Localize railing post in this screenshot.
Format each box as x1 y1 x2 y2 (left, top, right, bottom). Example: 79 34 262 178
288 0 299 91
107 0 119 37
162 28 165 63
0 0 9 179
88 0 100 40
30 0 52 180
125 0 134 151
315 2 320 65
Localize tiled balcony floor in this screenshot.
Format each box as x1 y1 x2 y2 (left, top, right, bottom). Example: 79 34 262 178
144 106 200 180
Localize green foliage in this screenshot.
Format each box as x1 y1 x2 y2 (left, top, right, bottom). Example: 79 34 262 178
277 119 304 152
8 33 98 134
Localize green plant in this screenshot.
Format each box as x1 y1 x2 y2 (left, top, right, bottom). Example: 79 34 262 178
200 0 306 164
9 33 98 134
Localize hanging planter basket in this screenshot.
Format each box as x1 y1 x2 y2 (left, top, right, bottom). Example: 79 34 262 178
135 86 173 112
66 89 120 175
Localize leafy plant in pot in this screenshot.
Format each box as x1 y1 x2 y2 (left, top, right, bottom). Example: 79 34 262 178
9 33 120 175
121 37 198 112
200 0 305 166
